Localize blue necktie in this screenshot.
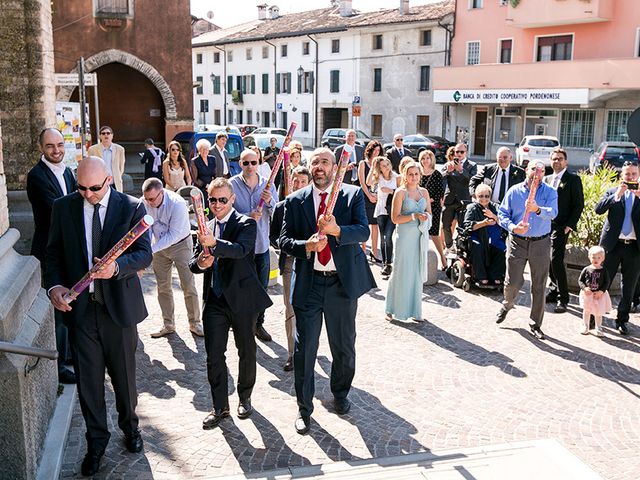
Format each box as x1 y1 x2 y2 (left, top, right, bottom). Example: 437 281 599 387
211 221 225 297
621 192 634 236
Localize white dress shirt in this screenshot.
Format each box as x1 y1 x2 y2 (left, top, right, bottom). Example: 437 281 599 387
206 208 235 240
550 168 566 190
100 144 114 179
83 187 111 292
312 183 337 272
491 165 510 203
143 189 191 254
41 155 68 195
214 145 229 175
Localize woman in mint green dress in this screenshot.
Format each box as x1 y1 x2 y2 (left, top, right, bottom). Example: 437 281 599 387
385 161 432 322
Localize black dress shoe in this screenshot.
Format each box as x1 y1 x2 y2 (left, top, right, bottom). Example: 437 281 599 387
295 413 310 435
283 356 293 371
630 304 639 314
58 368 76 384
237 399 252 419
495 308 508 324
618 322 629 335
334 398 351 415
255 325 272 342
203 406 230 429
554 301 567 313
125 430 143 453
81 450 103 477
545 292 557 304
529 324 545 340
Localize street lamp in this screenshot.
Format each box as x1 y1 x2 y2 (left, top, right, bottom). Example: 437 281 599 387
297 65 304 78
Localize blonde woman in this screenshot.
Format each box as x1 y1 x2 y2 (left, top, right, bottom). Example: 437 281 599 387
367 156 400 278
162 141 192 191
385 161 432 322
359 140 383 262
419 150 446 268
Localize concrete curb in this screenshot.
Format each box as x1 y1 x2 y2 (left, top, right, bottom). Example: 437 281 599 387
36 384 77 480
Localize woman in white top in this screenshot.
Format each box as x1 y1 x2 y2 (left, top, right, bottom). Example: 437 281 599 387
367 156 400 278
162 140 192 191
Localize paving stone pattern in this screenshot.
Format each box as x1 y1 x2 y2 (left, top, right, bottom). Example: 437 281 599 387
60 263 640 479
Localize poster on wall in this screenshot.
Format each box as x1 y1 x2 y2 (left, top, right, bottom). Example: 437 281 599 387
55 101 90 169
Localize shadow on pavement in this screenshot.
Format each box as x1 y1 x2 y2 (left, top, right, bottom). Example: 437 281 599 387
391 319 527 378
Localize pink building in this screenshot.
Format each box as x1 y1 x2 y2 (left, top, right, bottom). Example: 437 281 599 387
433 0 640 163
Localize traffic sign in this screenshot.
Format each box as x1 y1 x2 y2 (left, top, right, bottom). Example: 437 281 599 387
276 103 283 110
54 73 97 87
352 106 361 117
353 95 361 105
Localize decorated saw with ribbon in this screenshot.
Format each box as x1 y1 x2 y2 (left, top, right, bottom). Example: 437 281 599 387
257 122 297 210
522 162 545 226
190 187 212 255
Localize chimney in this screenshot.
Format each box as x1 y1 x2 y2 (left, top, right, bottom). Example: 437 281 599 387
339 0 352 17
399 0 409 15
257 3 267 20
268 5 280 19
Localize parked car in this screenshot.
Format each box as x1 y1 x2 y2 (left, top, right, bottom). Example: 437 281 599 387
320 128 371 150
234 124 258 137
196 124 241 136
589 141 640 174
252 127 288 137
382 134 455 163
243 133 286 150
173 127 244 177
515 135 560 167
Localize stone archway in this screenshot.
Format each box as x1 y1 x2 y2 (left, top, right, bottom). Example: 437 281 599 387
56 49 177 120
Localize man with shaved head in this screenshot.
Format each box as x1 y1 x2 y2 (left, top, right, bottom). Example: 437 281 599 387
468 147 525 203
44 156 152 476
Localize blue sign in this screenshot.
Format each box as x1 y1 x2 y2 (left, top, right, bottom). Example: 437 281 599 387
276 103 283 110
353 96 361 104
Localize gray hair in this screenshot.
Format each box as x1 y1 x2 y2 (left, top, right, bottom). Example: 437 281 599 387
196 138 212 151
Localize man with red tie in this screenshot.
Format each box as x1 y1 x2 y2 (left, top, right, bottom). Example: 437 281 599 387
279 147 376 435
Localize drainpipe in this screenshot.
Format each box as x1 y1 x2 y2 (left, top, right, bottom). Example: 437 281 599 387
214 45 228 125
265 39 278 127
438 13 455 138
307 34 319 147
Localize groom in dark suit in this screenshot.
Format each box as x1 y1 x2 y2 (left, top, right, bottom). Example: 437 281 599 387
595 161 640 335
543 148 584 313
280 147 376 435
44 156 152 476
26 128 77 384
190 177 272 429
468 147 525 201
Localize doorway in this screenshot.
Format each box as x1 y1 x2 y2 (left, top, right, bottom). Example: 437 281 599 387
473 109 488 157
322 108 348 133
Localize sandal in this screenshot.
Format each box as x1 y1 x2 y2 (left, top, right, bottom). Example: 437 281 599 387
385 313 393 322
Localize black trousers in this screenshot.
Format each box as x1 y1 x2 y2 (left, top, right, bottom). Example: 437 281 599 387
202 292 257 411
293 273 357 417
469 240 505 282
548 227 570 303
603 242 640 324
69 300 139 454
442 201 463 248
377 214 396 265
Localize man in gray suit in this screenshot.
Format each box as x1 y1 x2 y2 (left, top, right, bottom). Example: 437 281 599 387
441 143 477 252
210 132 230 178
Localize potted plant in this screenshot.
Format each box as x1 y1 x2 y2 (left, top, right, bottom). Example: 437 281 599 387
566 166 620 293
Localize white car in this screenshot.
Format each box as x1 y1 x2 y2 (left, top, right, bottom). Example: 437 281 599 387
252 127 288 137
515 135 560 167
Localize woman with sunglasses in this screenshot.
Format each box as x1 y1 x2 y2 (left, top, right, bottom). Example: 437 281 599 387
278 147 303 198
462 183 506 287
163 141 192 191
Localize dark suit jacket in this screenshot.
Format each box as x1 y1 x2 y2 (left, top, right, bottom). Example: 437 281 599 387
140 147 165 180
386 146 413 173
26 159 76 262
269 200 287 271
43 191 153 327
468 163 525 199
595 188 640 252
279 184 376 307
334 144 364 185
543 170 584 231
441 159 478 205
189 210 272 316
210 147 230 178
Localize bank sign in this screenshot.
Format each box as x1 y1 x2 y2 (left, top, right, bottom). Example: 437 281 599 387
434 88 589 105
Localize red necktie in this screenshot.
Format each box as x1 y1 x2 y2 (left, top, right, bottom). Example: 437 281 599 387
317 192 331 266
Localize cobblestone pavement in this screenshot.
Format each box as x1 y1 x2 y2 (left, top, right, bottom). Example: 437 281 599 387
60 261 640 479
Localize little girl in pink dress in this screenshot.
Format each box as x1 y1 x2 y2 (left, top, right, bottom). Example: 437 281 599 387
578 246 612 336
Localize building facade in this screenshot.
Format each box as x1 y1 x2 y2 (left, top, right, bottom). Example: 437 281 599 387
193 1 454 147
433 0 640 164
52 0 194 148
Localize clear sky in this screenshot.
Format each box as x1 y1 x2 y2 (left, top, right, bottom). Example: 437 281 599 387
190 0 440 28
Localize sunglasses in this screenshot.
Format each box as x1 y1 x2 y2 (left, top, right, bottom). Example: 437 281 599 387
476 194 490 198
100 131 112 135
395 138 403 142
78 177 108 192
455 150 466 154
170 147 180 152
242 160 258 166
208 196 230 204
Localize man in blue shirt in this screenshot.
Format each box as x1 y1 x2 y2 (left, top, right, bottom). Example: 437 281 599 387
230 149 279 342
496 161 558 339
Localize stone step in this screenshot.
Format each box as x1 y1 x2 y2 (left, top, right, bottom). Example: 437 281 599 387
223 439 602 480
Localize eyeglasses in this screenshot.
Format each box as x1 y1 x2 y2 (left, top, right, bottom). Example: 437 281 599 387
623 161 639 167
455 150 466 154
78 177 108 192
144 189 163 204
170 147 180 152
208 196 230 204
100 131 112 136
395 138 403 142
476 194 490 199
242 160 258 166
